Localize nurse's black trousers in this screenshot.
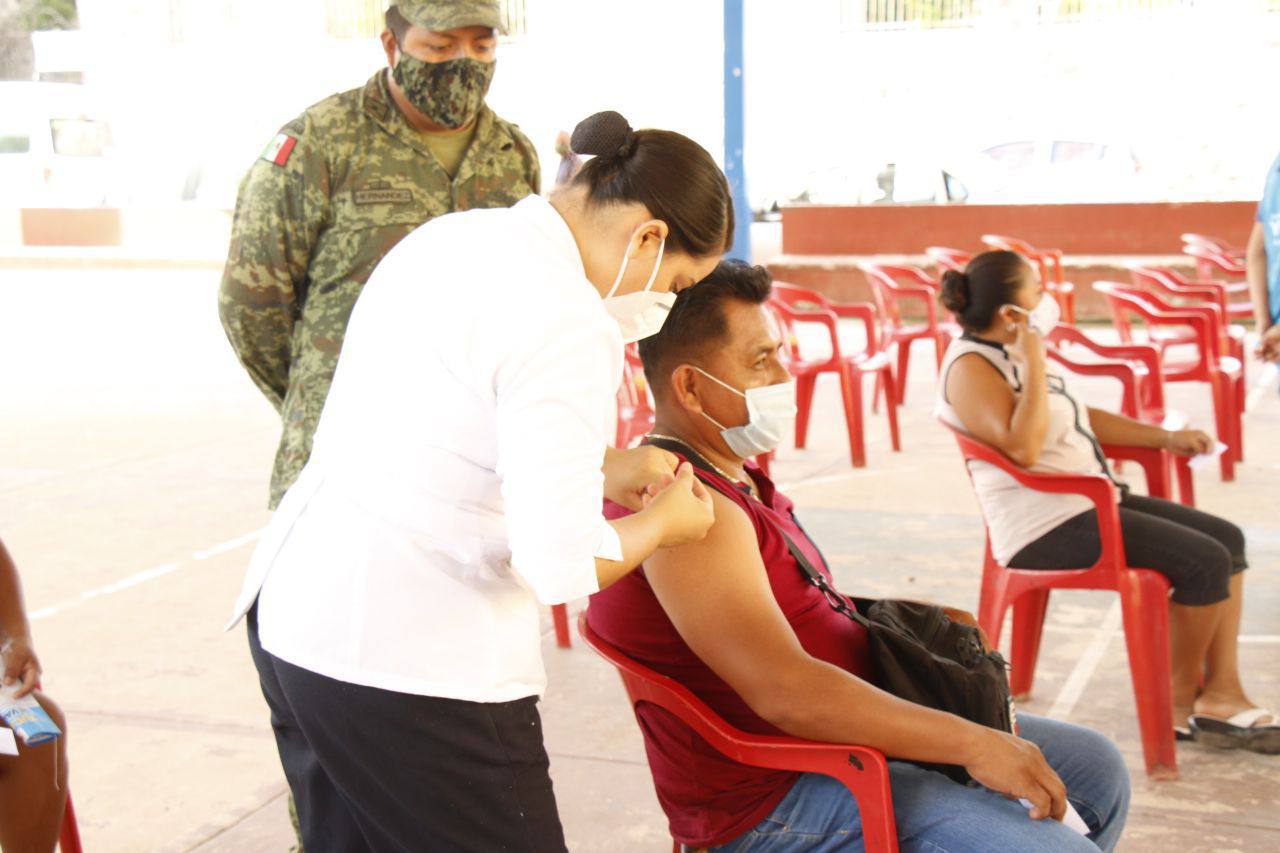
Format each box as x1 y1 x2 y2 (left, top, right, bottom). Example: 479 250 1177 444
246 605 567 852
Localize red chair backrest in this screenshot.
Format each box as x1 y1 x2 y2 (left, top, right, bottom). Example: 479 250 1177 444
1180 232 1241 257
924 246 971 274
860 263 939 328
1183 243 1244 277
1129 266 1230 325
1093 282 1220 368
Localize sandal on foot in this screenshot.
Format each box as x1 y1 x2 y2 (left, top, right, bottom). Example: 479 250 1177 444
1174 723 1194 742
1188 708 1280 754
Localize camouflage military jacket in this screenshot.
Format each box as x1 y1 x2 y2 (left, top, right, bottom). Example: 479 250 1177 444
218 70 540 508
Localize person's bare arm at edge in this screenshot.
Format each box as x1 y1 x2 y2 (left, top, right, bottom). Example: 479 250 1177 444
643 489 1067 822
1246 222 1280 361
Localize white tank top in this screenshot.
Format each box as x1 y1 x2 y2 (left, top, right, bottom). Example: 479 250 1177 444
935 336 1114 564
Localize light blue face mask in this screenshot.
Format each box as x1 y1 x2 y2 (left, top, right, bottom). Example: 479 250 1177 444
694 367 797 458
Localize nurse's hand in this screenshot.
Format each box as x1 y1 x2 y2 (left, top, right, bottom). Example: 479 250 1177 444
642 463 715 547
603 445 680 511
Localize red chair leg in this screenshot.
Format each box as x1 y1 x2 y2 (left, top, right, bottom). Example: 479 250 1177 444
977 545 1011 649
551 604 571 649
1009 589 1050 701
60 792 83 853
795 373 817 449
1233 373 1245 463
839 365 867 468
1174 457 1196 507
1118 570 1178 779
881 367 902 452
895 340 912 406
1211 377 1236 481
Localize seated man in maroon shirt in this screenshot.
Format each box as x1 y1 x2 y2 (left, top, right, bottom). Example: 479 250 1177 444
587 260 1130 853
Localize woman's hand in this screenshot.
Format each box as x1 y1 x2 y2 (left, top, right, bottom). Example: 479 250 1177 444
963 726 1068 822
941 606 993 652
1164 429 1214 457
641 463 715 547
1007 317 1045 367
602 445 680 511
1 634 41 698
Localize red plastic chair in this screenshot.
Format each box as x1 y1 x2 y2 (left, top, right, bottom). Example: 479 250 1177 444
60 792 82 853
1094 282 1243 478
980 235 1077 324
1180 232 1244 264
942 422 1177 779
1183 242 1246 282
770 283 901 468
1043 325 1196 506
579 613 899 852
1129 266 1254 339
924 246 972 276
860 263 959 405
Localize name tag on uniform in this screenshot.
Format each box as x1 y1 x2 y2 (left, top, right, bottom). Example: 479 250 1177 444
353 187 413 205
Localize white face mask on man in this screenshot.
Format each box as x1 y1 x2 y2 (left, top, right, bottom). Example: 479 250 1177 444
1005 292 1061 336
694 367 797 458
602 226 671 344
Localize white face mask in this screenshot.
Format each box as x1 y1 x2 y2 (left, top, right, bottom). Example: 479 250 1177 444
603 227 672 344
1006 292 1061 336
694 367 797 458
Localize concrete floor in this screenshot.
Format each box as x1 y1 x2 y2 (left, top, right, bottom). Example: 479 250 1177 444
3 265 1277 852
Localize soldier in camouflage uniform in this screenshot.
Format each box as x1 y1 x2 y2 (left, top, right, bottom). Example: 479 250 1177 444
219 0 539 509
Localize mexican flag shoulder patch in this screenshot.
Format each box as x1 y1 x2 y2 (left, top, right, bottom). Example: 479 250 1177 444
261 133 298 167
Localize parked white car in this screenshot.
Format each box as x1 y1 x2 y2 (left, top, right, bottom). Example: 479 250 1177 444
0 81 121 207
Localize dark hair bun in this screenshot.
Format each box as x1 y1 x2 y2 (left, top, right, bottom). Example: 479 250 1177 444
570 111 637 159
939 268 971 313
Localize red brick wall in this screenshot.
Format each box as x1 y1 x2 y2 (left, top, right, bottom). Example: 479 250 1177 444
780 201 1256 256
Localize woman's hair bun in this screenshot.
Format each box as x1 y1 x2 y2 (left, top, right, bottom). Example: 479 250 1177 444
939 268 971 314
570 111 638 159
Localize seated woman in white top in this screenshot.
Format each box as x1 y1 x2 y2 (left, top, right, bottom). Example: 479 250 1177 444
937 250 1277 755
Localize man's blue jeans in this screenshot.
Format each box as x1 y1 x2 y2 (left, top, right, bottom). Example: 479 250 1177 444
711 715 1130 852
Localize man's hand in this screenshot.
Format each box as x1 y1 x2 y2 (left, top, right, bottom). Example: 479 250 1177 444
603 445 680 511
1 635 41 698
1164 429 1215 457
941 606 992 652
1257 324 1280 363
963 727 1068 822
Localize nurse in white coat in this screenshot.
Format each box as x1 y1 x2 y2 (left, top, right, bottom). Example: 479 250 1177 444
227 110 734 851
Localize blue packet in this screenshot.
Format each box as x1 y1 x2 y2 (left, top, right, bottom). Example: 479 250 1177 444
0 686 62 746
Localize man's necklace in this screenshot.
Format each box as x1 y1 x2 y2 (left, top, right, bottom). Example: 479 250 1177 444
646 433 755 493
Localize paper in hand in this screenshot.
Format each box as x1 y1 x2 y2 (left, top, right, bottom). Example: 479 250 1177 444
1187 441 1230 471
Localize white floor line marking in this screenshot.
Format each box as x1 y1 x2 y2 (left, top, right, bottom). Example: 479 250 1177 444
193 529 263 561
1047 601 1122 720
29 529 262 622
1239 635 1280 644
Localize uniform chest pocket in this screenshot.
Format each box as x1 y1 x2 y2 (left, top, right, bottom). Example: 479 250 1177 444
331 181 446 233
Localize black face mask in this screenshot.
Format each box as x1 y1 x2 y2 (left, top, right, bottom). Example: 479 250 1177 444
392 53 495 129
